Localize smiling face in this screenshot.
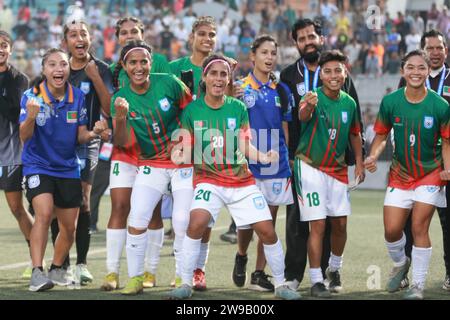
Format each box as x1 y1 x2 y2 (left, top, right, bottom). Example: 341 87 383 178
320 60 347 93
190 24 216 55
423 35 448 70
203 61 230 99
117 20 144 48
0 36 11 68
251 40 277 75
294 25 324 63
64 22 91 60
42 51 70 92
122 48 152 90
401 54 430 89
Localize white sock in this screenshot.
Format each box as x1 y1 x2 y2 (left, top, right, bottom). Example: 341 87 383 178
181 236 201 286
125 231 148 278
145 228 164 274
411 246 432 290
173 233 184 277
385 233 407 267
196 242 210 271
310 268 323 285
106 228 126 274
263 239 285 287
171 189 193 277
328 253 343 272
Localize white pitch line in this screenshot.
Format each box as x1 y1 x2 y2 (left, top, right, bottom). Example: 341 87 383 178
0 214 286 271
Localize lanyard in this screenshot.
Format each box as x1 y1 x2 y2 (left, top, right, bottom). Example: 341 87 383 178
304 62 320 92
426 67 446 96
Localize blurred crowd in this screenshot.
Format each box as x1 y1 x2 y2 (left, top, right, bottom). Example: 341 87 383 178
1 1 450 81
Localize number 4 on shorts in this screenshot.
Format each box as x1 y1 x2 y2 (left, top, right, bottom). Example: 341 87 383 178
113 163 120 176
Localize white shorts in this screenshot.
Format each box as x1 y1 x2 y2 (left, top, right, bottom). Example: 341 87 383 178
190 183 272 228
109 161 138 189
384 185 446 209
295 159 351 222
134 166 193 194
255 177 293 206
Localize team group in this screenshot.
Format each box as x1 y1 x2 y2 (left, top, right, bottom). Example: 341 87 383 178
0 14 449 301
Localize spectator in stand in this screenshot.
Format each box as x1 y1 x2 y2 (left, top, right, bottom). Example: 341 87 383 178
411 12 425 36
438 6 450 38
0 4 14 34
428 3 440 31
395 12 411 55
365 48 380 78
344 38 361 73
386 26 401 55
384 51 401 75
405 28 421 53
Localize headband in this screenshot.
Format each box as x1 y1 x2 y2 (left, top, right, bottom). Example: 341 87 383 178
123 47 151 62
203 59 231 75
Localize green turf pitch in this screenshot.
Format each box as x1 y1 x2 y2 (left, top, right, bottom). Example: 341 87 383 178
0 190 449 300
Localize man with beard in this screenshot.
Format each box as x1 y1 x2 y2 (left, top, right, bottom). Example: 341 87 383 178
280 19 364 290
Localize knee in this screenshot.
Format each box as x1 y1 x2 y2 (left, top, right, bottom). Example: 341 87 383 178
172 212 190 234
411 223 428 240
112 200 131 217
310 220 326 237
333 221 347 236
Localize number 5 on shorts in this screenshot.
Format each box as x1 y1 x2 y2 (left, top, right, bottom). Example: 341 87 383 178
306 192 320 207
195 189 211 202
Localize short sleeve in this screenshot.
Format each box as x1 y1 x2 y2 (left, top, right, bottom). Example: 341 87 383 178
374 98 392 135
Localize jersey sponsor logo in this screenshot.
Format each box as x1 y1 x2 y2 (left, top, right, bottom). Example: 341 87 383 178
179 168 193 179
424 116 434 129
159 98 171 112
341 111 348 124
79 107 87 122
194 120 208 130
272 182 282 195
243 92 256 108
67 111 78 123
444 86 450 97
129 111 142 120
393 115 403 126
227 118 236 130
253 196 266 210
80 82 91 95
36 112 46 126
426 186 439 193
28 175 40 189
296 82 306 96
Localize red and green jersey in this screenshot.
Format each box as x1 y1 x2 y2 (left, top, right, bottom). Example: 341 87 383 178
109 53 171 164
181 96 255 187
169 56 203 99
295 88 360 183
374 88 450 189
111 73 192 168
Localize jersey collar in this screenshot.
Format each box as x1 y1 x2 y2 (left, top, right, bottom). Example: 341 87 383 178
244 72 276 90
34 81 74 106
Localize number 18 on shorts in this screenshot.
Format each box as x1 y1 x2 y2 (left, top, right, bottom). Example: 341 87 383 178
295 160 351 222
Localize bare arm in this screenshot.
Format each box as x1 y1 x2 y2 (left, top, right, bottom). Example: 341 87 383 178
349 132 365 181
364 133 388 172
298 91 318 122
440 138 450 180
112 97 129 147
238 137 278 164
78 120 109 144
85 60 112 117
19 98 40 142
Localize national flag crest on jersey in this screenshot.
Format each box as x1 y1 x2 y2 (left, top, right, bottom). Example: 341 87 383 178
129 111 142 120
297 82 306 96
341 111 348 124
67 111 77 123
393 115 403 126
443 86 450 97
158 98 171 112
424 116 434 129
227 118 236 130
253 196 265 210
